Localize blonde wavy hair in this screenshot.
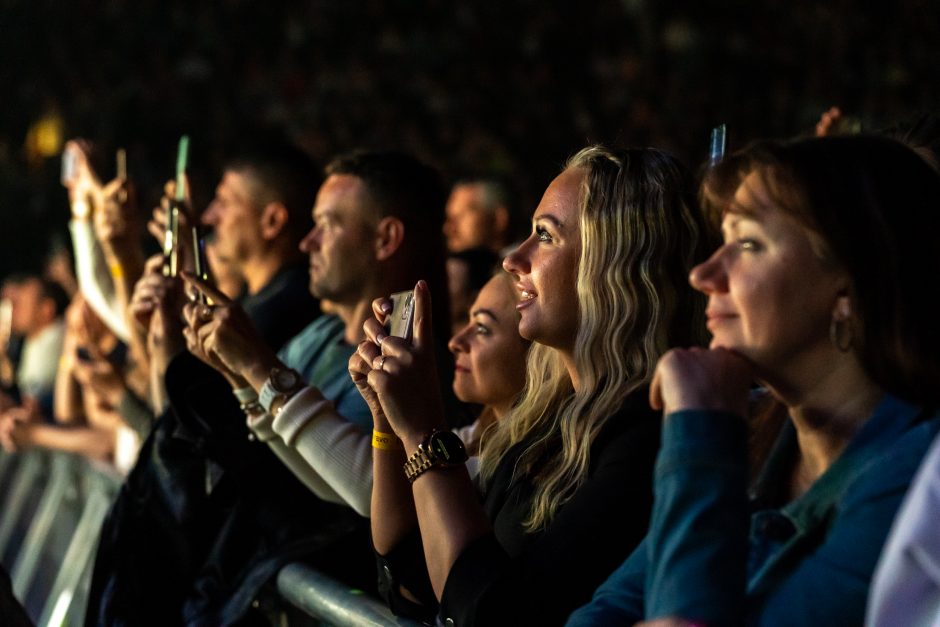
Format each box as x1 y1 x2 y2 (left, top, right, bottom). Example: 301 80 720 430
478 146 710 531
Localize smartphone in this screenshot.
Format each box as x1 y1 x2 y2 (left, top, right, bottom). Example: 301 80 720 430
709 124 727 166
61 144 79 186
386 290 415 341
116 148 127 181
163 136 189 277
191 225 214 305
0 299 12 349
162 203 181 277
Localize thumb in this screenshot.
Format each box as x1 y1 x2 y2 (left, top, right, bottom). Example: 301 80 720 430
412 280 433 350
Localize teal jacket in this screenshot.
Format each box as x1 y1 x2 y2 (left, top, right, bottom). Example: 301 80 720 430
567 395 940 626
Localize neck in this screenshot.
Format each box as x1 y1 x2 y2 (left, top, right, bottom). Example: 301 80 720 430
334 299 374 345
560 350 580 392
765 349 882 487
242 248 296 295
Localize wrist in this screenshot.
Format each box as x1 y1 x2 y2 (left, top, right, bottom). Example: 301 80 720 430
245 354 282 392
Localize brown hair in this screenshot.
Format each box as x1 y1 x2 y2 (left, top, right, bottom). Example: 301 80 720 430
702 135 940 406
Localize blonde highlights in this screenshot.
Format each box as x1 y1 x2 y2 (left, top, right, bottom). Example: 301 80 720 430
479 146 709 531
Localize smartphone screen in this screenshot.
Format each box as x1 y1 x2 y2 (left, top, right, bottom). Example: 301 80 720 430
387 290 415 341
61 145 78 186
191 225 213 304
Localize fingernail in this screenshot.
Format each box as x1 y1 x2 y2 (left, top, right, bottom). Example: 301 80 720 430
380 302 392 313
376 333 387 345
416 280 427 291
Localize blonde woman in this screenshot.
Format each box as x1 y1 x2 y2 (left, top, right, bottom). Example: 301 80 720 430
350 146 709 625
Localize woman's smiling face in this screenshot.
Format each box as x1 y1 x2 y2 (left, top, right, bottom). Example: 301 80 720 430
502 167 583 352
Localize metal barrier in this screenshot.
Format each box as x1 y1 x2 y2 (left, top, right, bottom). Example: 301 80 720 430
0 449 423 627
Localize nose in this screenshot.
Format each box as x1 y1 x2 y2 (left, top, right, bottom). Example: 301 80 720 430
202 200 220 226
689 247 728 294
502 235 533 276
299 225 321 254
448 324 471 355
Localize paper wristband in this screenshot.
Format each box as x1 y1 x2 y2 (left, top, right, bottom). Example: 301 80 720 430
372 430 402 450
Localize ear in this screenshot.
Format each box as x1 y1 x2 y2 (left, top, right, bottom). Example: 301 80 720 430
259 202 290 241
831 292 852 322
374 216 405 261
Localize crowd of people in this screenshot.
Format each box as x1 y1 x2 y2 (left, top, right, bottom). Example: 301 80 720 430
1 103 940 627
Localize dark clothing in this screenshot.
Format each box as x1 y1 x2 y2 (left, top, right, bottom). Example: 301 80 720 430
380 391 661 626
567 395 940 626
85 261 348 627
0 566 32 627
239 261 319 352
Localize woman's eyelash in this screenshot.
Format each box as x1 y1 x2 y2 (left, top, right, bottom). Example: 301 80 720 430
535 225 552 241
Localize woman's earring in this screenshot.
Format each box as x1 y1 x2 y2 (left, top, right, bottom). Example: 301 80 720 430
829 317 853 352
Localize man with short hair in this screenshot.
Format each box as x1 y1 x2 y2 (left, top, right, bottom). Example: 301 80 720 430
87 141 325 626
182 150 456 516
443 177 516 253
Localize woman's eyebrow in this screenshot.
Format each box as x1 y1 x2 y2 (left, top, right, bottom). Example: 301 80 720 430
472 308 498 322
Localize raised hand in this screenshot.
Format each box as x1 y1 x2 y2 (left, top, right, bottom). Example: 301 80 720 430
359 280 444 446
181 272 277 387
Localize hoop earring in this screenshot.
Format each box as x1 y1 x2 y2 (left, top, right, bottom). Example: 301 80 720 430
829 318 853 352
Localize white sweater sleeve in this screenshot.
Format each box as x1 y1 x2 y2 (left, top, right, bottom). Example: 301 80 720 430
69 220 130 341
246 410 347 507
248 386 373 517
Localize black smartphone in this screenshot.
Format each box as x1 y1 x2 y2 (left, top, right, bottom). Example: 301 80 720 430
191 225 214 305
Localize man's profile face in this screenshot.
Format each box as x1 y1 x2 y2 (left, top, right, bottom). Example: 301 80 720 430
300 174 377 303
201 170 262 268
443 183 496 252
9 279 46 336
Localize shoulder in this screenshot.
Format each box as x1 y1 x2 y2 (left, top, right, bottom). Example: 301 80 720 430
589 390 662 473
844 408 940 509
280 315 344 359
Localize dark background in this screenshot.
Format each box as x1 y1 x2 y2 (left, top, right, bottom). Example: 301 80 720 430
1 0 938 280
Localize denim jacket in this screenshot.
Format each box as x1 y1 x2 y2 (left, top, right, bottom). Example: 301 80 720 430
567 395 940 626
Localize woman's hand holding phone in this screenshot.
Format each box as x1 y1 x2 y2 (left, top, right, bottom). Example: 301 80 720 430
359 280 444 448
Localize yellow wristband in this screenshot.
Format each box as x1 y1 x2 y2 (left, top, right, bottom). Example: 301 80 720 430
372 430 402 451
109 263 124 279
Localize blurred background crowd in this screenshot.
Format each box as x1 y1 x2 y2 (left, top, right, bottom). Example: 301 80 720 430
2 0 939 282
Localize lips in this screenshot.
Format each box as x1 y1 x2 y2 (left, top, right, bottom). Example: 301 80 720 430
705 309 737 328
516 283 537 310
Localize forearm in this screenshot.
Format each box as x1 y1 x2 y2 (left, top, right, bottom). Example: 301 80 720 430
28 423 115 461
53 361 83 424
270 387 374 515
644 410 749 624
371 414 417 552
261 431 347 506
405 438 491 600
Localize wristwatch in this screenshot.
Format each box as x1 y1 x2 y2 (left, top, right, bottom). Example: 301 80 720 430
259 367 304 416
403 430 468 483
